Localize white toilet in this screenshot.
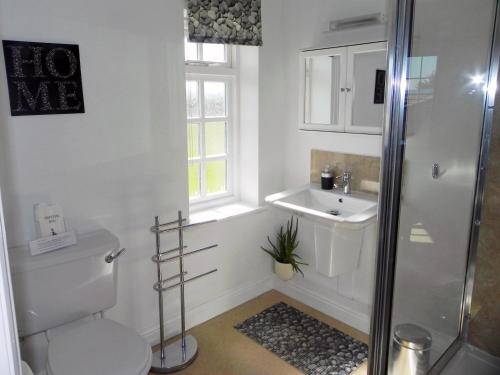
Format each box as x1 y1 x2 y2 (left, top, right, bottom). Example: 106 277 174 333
22 361 34 375
9 230 152 375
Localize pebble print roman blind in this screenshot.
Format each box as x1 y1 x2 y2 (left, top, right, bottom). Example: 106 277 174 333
186 0 262 46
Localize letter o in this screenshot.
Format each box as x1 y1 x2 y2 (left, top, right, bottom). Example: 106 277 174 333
45 48 78 79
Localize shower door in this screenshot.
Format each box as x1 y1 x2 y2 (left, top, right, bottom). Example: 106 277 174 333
373 0 499 373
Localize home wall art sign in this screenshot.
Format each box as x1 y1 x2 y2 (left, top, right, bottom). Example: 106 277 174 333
2 40 85 116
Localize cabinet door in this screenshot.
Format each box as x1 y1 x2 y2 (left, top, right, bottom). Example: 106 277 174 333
345 42 387 134
299 47 347 131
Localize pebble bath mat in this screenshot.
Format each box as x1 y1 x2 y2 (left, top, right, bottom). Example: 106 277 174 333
234 302 368 375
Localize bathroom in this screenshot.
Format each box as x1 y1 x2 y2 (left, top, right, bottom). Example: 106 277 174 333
0 0 499 375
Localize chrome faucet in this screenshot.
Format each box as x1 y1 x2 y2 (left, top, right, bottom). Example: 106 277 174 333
336 170 352 195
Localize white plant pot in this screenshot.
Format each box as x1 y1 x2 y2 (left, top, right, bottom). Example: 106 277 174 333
274 260 294 281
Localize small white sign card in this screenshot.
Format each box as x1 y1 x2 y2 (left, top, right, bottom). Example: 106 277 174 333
29 231 77 256
29 203 77 256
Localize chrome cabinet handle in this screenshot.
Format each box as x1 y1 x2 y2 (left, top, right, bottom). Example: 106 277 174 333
105 248 126 263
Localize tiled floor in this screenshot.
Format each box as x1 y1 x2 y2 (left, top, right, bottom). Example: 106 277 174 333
150 290 368 375
440 344 500 375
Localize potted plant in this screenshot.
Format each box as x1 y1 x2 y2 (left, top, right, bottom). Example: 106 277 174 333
261 216 307 281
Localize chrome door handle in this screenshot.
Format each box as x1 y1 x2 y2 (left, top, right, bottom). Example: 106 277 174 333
105 248 126 263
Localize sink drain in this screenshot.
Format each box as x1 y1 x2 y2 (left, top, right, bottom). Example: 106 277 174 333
327 209 341 216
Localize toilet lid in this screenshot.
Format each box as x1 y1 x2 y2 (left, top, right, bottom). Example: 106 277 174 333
21 361 34 375
47 319 152 375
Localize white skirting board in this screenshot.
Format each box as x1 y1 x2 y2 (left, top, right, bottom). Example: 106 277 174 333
273 278 371 334
141 276 275 345
140 274 371 346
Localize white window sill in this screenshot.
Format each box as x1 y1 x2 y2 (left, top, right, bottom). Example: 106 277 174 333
189 201 266 223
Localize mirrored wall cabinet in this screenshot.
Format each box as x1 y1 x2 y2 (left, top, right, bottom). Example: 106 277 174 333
299 41 387 134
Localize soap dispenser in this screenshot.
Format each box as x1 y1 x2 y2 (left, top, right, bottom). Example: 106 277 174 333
321 165 334 190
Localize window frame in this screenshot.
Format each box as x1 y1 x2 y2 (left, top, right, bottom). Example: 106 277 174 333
186 74 236 204
184 9 233 68
184 39 233 68
184 8 240 206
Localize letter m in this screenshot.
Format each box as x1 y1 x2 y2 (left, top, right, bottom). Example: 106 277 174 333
12 81 52 113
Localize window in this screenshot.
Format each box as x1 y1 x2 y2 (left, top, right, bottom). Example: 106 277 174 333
184 30 237 203
407 56 437 106
185 38 230 66
186 77 233 201
183 8 231 67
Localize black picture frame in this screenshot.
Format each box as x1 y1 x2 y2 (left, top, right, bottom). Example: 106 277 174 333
2 40 85 116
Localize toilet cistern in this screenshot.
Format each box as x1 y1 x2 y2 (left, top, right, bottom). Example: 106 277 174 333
9 229 152 375
336 170 352 195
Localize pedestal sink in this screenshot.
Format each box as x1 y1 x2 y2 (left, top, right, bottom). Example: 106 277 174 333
265 184 378 277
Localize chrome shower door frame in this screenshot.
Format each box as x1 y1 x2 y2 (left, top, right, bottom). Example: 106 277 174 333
368 0 414 374
460 0 500 349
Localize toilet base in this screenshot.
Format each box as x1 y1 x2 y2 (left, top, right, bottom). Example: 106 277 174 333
151 335 198 373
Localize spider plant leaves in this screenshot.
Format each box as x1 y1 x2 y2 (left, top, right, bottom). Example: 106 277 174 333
260 216 308 277
260 247 278 260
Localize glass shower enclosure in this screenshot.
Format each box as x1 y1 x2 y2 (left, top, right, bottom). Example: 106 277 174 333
370 0 500 374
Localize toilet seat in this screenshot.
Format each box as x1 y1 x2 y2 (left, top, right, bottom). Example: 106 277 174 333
21 361 34 375
47 318 152 375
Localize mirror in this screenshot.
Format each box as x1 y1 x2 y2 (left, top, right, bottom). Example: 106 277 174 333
299 42 387 134
305 55 337 124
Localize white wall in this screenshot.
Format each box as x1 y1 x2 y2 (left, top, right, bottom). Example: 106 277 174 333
0 191 20 375
114 210 274 343
280 0 387 187
0 2 391 371
0 0 189 247
272 209 377 333
239 46 260 205
257 0 389 332
259 0 287 201
0 0 277 371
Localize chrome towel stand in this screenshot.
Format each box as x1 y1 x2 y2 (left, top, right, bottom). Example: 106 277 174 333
150 210 218 373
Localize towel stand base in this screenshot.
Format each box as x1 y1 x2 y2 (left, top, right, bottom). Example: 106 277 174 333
151 335 199 373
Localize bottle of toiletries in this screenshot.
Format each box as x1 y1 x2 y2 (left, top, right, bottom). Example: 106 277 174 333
321 165 334 190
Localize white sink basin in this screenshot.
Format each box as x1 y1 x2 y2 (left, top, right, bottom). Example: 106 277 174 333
266 184 378 278
265 184 378 228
